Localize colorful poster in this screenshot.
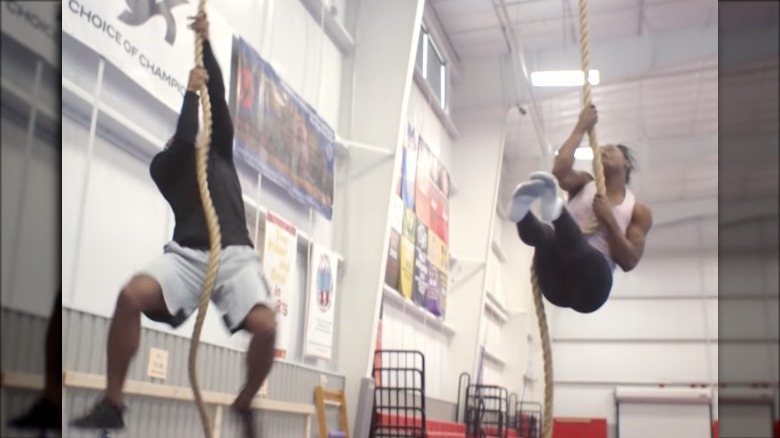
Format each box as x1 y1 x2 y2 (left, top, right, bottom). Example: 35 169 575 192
235 38 335 219
429 188 449 245
399 236 415 299
303 244 339 360
401 124 418 210
262 212 298 359
429 154 451 198
385 196 405 289
62 0 234 113
384 228 401 290
415 141 432 226
412 223 429 306
426 265 442 316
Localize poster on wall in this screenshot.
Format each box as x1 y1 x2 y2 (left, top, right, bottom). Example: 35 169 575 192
303 244 339 361
383 126 452 318
61 0 234 113
262 212 298 359
384 196 405 290
415 140 432 226
234 38 335 219
401 124 418 210
412 223 429 306
399 207 416 299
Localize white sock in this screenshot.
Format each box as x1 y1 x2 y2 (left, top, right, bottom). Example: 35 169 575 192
530 171 564 221
507 179 547 222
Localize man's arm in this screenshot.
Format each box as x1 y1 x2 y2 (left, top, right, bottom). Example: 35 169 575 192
202 39 234 159
173 91 200 145
602 203 653 272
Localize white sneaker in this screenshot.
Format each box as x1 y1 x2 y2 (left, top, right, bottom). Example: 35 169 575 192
530 171 564 222
507 179 547 222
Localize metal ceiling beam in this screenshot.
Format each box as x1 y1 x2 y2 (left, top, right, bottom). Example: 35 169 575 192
492 0 553 157
520 24 719 102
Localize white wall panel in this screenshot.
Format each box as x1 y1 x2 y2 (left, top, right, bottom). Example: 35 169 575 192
69 134 171 317
554 386 618 422
381 303 449 398
1 109 28 304
553 343 712 384
719 343 779 384
719 299 779 340
720 255 772 296
553 299 713 341
611 253 716 297
61 115 91 306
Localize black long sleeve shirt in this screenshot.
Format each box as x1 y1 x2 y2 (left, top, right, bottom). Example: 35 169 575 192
150 40 252 250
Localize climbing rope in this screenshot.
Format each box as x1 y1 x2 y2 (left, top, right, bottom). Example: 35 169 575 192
530 1 604 437
530 261 553 438
188 3 222 438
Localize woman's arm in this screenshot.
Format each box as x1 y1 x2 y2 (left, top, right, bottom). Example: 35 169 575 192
601 202 653 272
552 106 597 197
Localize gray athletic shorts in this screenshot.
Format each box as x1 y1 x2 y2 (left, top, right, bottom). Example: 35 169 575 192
139 241 274 334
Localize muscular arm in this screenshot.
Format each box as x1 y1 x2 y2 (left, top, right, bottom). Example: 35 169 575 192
202 39 234 159
552 127 593 197
173 91 200 145
603 203 653 272
150 91 199 183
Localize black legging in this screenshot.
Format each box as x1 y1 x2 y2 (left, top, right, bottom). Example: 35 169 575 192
517 209 613 313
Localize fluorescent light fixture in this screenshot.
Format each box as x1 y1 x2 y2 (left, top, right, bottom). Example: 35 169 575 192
531 69 600 87
555 147 594 160
574 147 594 160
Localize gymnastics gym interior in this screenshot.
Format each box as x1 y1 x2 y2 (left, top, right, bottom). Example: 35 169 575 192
0 0 778 437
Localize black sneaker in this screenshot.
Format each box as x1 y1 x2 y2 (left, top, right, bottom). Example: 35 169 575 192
231 405 257 438
70 397 125 430
7 397 61 430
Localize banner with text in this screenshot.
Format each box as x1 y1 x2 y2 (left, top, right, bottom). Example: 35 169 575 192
263 212 298 359
2 1 60 67
234 38 335 219
303 244 339 360
62 0 233 113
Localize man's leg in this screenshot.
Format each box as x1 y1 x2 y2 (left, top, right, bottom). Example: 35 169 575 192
71 275 172 429
44 291 61 405
8 290 62 430
233 305 277 408
215 246 278 438
105 275 168 406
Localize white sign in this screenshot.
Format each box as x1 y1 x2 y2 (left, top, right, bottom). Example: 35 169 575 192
1 1 60 67
303 244 339 361
262 212 298 360
146 347 168 380
61 0 233 112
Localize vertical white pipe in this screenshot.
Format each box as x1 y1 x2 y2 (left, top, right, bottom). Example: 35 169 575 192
66 57 105 305
7 59 44 304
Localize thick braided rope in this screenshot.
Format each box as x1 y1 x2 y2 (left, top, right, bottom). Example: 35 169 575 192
530 262 554 438
530 4 603 436
575 0 602 236
188 3 222 437
577 0 605 197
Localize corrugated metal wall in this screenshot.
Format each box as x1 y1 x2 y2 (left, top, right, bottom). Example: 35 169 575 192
2 307 346 437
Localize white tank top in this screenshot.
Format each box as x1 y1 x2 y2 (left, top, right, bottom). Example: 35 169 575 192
566 180 636 271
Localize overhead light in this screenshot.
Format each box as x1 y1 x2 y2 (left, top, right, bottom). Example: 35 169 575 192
555 147 594 160
574 147 594 160
530 70 600 87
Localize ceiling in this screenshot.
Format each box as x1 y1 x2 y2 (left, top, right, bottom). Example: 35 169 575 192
430 0 719 57
429 0 778 238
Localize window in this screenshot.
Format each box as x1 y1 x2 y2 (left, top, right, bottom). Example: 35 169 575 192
415 25 447 110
